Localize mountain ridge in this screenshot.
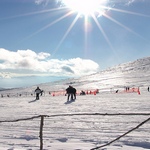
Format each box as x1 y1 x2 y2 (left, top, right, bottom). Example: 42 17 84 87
1 56 150 93
36 56 150 92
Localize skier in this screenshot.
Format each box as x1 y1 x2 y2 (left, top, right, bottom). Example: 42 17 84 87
66 86 77 101
66 86 73 101
35 86 42 100
72 87 77 100
80 90 85 95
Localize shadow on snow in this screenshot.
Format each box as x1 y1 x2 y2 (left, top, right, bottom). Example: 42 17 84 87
64 99 75 104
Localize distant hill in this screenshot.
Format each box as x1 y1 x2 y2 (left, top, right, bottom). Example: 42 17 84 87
0 88 7 91
1 57 150 93
37 56 150 92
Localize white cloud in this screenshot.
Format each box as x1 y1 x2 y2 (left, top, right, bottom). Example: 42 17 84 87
34 0 54 6
0 72 12 79
0 48 100 78
125 0 135 6
35 0 46 5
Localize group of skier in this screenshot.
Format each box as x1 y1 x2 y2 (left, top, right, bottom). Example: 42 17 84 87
34 85 77 101
66 85 77 101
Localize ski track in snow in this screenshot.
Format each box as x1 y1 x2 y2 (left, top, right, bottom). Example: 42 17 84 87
0 90 150 150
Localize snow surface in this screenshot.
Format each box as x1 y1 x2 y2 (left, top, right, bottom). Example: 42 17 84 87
0 57 150 150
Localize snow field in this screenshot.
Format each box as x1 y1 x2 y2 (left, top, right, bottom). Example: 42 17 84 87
0 90 149 150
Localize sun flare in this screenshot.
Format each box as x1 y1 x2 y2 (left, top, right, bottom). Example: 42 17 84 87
61 0 108 16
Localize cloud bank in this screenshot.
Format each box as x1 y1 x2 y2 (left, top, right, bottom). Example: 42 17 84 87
0 48 99 79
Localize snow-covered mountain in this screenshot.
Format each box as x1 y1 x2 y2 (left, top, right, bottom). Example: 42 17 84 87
1 56 150 94
36 56 150 92
0 57 150 150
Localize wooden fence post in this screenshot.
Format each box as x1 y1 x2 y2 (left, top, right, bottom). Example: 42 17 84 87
39 115 44 150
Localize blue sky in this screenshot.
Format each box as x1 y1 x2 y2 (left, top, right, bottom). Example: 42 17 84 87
0 0 150 88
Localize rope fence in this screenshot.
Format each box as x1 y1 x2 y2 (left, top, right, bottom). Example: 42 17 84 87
0 113 150 150
0 86 141 98
0 89 99 98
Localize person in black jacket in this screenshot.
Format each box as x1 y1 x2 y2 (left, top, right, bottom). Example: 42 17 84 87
35 86 42 100
66 86 73 101
66 86 77 101
72 87 76 100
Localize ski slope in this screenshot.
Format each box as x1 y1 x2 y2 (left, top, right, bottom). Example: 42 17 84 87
0 88 150 150
0 57 150 150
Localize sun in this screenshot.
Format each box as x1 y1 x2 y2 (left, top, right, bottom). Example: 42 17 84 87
61 0 108 16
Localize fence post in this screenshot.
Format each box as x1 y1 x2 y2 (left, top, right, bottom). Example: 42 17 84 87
39 115 44 150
